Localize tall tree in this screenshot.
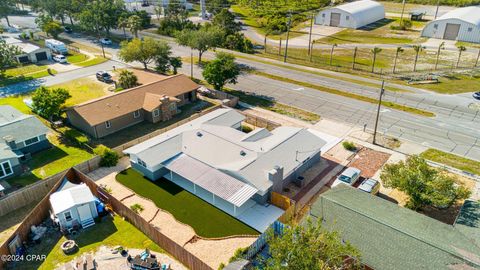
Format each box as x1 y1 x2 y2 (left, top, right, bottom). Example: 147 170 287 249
78 0 124 36
0 39 21 74
128 15 143 38
259 219 362 270
202 52 240 90
32 87 71 121
118 70 139 89
371 47 382 73
207 0 230 14
44 21 63 38
412 45 424 72
118 38 169 70
169 56 182 75
176 26 224 63
118 16 128 39
392 47 403 73
0 0 15 26
456 45 467 68
381 155 471 210
212 9 241 36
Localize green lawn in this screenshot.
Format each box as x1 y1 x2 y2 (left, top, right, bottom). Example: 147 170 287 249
420 149 480 176
1 65 57 87
4 64 47 77
74 56 108 67
392 72 480 94
66 50 89 64
116 169 259 238
16 216 163 270
52 77 109 107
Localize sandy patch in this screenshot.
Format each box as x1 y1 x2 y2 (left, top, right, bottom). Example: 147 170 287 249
184 237 256 269
149 211 196 245
95 174 134 200
122 195 159 222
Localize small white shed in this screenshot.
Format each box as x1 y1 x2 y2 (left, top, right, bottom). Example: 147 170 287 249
421 6 480 43
315 0 385 29
50 184 98 230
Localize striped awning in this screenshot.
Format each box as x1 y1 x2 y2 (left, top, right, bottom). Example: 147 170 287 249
164 154 258 207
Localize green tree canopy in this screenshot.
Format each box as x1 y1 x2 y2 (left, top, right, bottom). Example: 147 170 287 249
127 14 143 38
169 56 182 75
44 21 63 38
202 52 240 90
212 9 241 36
0 0 15 26
0 39 21 74
380 155 471 210
78 0 124 35
118 38 170 70
118 70 139 89
32 87 71 121
259 219 362 270
175 26 224 63
207 0 231 14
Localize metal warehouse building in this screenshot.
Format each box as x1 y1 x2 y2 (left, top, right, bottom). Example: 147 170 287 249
315 0 385 29
421 6 480 43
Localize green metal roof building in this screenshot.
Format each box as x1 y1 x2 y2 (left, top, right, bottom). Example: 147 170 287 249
309 185 480 270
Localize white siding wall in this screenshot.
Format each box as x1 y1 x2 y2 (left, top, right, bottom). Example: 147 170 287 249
315 9 356 28
422 19 480 43
315 5 384 29
57 201 98 230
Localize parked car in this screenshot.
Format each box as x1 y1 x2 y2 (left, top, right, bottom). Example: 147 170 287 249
96 71 112 82
358 178 381 195
99 38 112 45
64 26 73 33
473 92 480 100
53 54 67 63
332 167 361 188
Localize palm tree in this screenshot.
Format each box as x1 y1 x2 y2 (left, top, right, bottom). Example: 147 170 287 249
393 46 404 73
128 15 143 38
412 45 424 72
456 45 467 68
118 17 128 40
435 41 445 70
329 43 337 66
371 47 382 73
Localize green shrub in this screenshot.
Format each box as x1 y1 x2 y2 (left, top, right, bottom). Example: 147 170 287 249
390 19 412 30
130 203 144 214
94 145 120 167
342 141 357 151
218 263 225 270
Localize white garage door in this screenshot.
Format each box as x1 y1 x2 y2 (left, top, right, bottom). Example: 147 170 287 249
330 13 341 27
443 23 460 40
77 204 92 222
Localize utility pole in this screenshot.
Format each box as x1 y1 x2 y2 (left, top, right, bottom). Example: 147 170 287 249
373 80 385 145
434 0 440 19
200 0 207 20
307 13 314 55
284 12 292 63
279 38 282 55
400 0 406 25
352 47 357 70
476 49 480 67
310 41 315 62
264 34 268 53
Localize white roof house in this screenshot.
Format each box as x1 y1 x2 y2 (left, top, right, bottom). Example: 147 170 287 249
2 37 52 63
125 109 327 230
421 6 480 42
50 183 98 229
315 0 385 29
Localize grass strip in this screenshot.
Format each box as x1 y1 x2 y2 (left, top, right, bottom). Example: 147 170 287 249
75 56 108 67
420 149 480 176
251 70 435 117
0 69 57 87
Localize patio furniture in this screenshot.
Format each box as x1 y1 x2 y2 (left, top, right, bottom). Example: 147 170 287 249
131 255 160 270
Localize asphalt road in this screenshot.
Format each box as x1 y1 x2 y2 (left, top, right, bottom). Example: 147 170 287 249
2 15 480 161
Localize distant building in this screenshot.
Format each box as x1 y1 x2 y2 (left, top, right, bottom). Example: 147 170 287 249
315 0 385 29
309 185 480 270
0 106 50 180
421 6 480 42
4 37 52 63
66 74 199 139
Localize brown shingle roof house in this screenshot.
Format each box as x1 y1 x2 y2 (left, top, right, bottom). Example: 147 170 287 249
66 74 199 139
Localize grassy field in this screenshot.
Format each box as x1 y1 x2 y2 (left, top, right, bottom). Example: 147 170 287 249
421 149 480 175
396 73 480 94
75 56 108 67
52 77 109 106
66 50 89 64
116 168 259 238
1 65 57 87
16 216 163 270
456 41 480 49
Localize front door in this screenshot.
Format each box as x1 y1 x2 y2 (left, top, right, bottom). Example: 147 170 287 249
443 23 460 40
330 13 341 27
77 204 91 222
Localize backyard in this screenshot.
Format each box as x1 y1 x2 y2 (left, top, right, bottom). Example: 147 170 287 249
116 169 259 238
14 215 163 270
0 64 57 87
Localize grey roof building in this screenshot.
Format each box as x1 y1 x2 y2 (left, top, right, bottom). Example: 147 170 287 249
309 185 480 270
0 106 51 180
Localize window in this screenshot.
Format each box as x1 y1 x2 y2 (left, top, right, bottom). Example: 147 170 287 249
133 110 140 118
468 27 473 32
169 103 176 111
322 13 325 18
346 16 349 21
138 158 147 167
153 109 160 117
24 136 39 146
434 24 438 30
105 121 111 129
64 211 72 222
0 161 13 179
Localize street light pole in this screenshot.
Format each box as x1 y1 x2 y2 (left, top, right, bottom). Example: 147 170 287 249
400 0 406 24
434 0 440 19
307 13 314 55
283 12 292 63
373 80 385 145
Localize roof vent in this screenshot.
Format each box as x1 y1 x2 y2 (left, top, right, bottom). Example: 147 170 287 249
196 131 203 137
240 150 246 156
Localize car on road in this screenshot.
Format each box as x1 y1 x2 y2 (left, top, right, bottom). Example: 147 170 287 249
99 38 112 45
332 167 361 188
53 54 67 63
473 92 480 100
64 26 73 33
358 178 381 195
96 71 112 82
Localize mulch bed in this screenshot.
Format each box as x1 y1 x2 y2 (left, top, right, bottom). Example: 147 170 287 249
349 148 391 179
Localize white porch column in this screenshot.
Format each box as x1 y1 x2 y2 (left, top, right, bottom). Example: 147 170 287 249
212 194 215 205
234 205 236 216
193 183 196 194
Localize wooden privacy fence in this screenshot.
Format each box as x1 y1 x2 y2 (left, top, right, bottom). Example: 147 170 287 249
0 156 101 217
74 169 213 270
239 111 281 131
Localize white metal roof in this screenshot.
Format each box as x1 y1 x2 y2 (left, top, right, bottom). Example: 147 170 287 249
49 184 95 214
435 6 480 27
333 0 382 14
329 0 384 28
164 154 258 207
15 43 40 54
